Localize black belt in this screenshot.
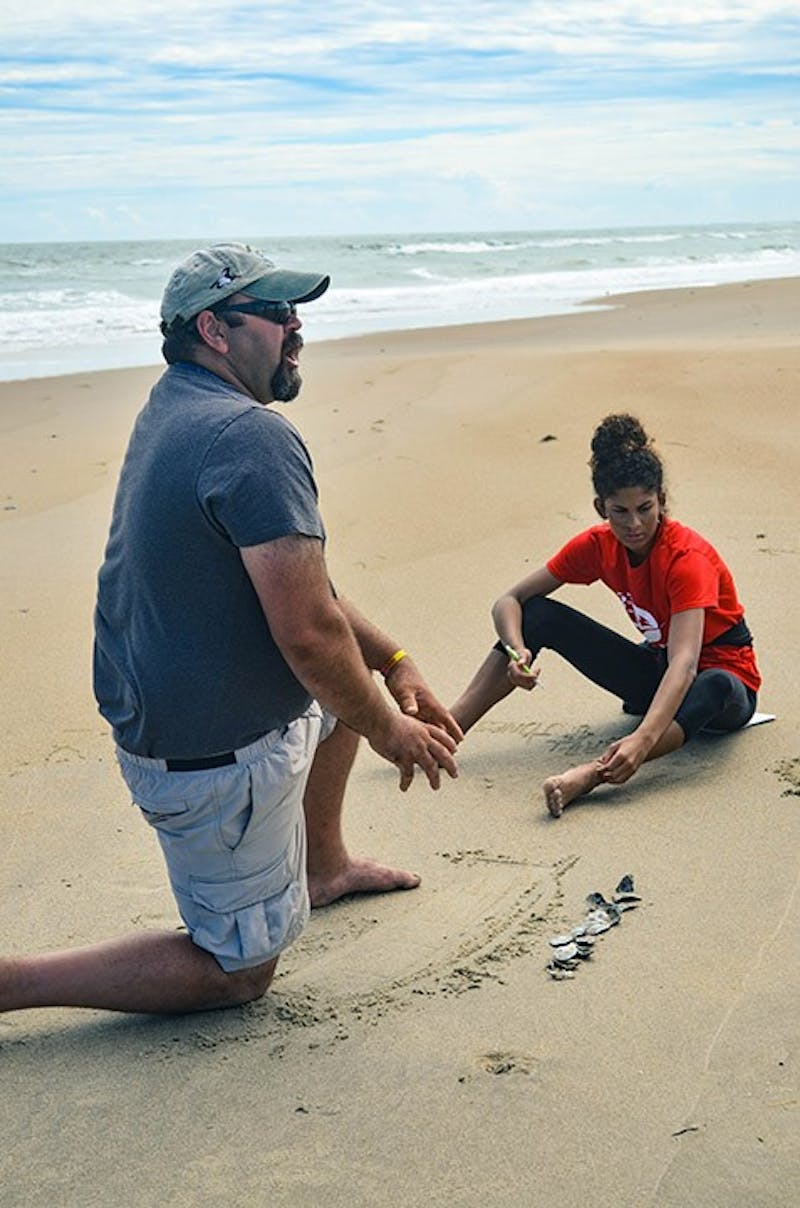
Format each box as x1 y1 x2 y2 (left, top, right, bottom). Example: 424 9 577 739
707 617 753 649
165 751 237 772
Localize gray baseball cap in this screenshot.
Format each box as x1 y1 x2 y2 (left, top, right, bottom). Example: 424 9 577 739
160 242 330 326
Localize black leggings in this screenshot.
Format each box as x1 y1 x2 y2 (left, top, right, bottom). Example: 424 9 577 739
494 597 757 741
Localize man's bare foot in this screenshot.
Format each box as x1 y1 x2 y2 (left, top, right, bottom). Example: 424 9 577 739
308 856 421 909
543 761 603 818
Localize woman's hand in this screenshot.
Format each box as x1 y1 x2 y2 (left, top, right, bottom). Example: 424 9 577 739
506 648 540 691
596 731 653 784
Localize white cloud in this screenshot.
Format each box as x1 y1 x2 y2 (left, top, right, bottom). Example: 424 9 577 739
1 1 798 239
1 64 118 83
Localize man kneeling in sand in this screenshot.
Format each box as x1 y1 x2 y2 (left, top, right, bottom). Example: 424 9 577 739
0 243 461 1017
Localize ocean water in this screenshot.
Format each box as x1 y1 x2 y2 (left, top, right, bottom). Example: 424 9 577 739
1 221 799 382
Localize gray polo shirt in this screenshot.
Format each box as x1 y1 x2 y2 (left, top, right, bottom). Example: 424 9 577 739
94 363 326 758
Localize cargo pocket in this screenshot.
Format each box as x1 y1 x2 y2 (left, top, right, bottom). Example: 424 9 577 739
135 794 191 831
120 760 196 832
188 837 308 969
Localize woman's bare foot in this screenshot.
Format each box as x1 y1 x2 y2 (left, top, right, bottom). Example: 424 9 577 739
543 760 603 818
308 856 421 908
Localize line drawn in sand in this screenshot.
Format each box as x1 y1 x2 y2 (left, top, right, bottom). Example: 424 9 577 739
275 851 580 1031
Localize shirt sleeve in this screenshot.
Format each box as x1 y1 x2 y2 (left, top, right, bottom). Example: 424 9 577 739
664 549 720 613
546 529 603 585
196 408 326 548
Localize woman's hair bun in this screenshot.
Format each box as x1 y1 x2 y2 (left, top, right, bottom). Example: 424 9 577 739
589 412 665 501
590 413 649 463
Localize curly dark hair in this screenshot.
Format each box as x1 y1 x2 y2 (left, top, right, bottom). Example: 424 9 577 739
160 315 202 364
589 413 666 502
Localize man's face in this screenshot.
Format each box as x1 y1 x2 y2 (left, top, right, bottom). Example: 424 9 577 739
215 293 305 405
269 320 303 402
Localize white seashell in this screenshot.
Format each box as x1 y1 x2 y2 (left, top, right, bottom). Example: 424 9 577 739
551 942 578 963
549 933 575 948
584 915 612 935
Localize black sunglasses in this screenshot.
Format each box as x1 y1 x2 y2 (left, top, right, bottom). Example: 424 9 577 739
216 299 297 326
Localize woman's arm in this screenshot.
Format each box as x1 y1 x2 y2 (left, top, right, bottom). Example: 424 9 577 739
597 607 705 783
493 570 560 657
491 566 562 679
450 566 563 730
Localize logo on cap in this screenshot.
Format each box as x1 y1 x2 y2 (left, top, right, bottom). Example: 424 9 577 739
213 267 238 289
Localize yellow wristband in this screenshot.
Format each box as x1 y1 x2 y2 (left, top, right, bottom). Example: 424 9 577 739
380 649 408 678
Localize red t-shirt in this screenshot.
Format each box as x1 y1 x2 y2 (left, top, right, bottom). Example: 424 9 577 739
546 518 761 692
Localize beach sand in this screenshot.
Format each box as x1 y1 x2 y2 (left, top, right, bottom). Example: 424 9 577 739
1 279 798 1207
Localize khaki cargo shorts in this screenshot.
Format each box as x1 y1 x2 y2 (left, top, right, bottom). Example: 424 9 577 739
117 705 336 972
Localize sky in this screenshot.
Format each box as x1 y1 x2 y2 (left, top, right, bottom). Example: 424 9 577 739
2 1 799 242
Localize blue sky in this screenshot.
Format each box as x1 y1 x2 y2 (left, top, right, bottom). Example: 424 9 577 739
2 1 799 241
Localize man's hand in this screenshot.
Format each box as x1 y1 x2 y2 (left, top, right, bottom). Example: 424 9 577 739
368 710 459 792
384 657 464 744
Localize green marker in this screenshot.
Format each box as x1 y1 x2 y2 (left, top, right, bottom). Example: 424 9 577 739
503 643 534 676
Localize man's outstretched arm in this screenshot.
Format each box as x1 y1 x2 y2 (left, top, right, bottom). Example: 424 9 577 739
240 536 458 790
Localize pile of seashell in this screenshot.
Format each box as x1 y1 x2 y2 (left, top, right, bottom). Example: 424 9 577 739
547 874 641 979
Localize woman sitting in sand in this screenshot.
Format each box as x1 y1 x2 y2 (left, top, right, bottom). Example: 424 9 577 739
451 413 761 816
